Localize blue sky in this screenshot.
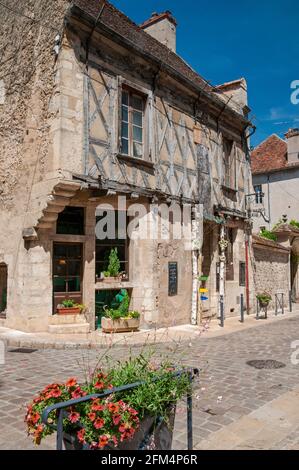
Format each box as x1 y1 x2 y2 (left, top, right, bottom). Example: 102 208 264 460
111 0 299 147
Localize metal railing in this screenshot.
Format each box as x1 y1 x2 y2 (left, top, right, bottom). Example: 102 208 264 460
42 368 199 451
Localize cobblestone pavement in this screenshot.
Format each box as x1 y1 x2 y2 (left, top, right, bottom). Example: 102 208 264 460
0 316 299 450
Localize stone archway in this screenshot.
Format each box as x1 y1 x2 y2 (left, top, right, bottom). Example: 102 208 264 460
0 263 7 317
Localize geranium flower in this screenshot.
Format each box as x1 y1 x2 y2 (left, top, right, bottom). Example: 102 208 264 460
112 435 118 447
30 411 41 425
128 407 138 416
112 414 121 425
77 428 85 443
94 418 104 429
98 435 109 448
94 381 105 390
91 401 104 412
108 403 119 413
71 387 85 399
88 412 96 422
69 412 80 423
66 378 77 387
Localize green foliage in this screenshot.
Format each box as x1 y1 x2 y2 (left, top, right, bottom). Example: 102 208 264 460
104 248 121 277
256 292 272 304
62 299 76 308
290 219 299 229
103 290 140 320
260 229 277 242
108 353 191 420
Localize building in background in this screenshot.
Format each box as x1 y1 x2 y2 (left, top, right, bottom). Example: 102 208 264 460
0 0 254 333
251 130 299 232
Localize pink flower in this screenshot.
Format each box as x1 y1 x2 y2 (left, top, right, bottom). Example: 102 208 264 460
77 428 85 443
69 412 80 423
94 418 104 430
112 414 121 425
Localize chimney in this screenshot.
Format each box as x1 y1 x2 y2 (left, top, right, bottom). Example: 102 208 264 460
140 11 177 53
285 128 299 164
214 78 249 117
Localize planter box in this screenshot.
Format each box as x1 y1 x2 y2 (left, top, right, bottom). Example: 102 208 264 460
63 407 175 450
57 307 81 315
101 316 140 333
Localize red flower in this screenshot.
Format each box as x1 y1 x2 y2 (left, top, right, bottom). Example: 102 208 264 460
94 381 105 390
108 403 119 413
30 411 41 425
112 435 118 447
112 414 121 425
118 424 126 433
98 435 109 448
88 412 96 422
66 378 77 387
51 388 62 398
91 401 104 412
71 387 85 399
33 425 44 445
69 412 80 423
128 407 138 416
77 429 85 443
94 418 104 430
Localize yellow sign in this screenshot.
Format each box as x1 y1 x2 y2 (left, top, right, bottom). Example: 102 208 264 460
199 288 208 293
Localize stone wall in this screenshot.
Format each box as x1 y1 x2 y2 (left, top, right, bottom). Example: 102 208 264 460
253 237 290 309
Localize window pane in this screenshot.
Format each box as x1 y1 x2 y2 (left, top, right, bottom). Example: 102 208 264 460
53 244 67 258
132 110 142 126
133 126 142 142
121 138 129 155
68 260 81 276
56 207 84 235
122 106 128 122
131 95 143 111
67 245 82 259
133 142 143 158
68 277 81 292
121 122 128 139
53 277 67 293
53 260 67 276
122 91 128 106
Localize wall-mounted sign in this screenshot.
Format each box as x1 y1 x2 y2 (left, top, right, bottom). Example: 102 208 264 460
168 262 178 297
201 296 209 301
199 288 208 293
199 275 209 282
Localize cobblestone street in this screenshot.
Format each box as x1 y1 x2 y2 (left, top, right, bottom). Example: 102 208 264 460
1 316 299 450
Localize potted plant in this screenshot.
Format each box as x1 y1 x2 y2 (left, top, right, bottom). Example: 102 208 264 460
57 299 85 315
101 248 122 283
101 290 140 333
256 292 272 308
25 353 193 450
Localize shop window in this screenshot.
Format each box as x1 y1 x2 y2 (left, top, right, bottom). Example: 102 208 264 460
120 87 146 159
95 211 128 279
56 207 85 235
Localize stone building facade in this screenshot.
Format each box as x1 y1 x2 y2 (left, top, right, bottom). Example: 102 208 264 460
0 0 255 332
252 235 290 310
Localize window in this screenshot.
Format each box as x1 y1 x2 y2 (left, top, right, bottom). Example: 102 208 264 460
121 88 145 158
56 207 85 235
95 211 129 279
254 185 263 204
226 228 234 281
223 137 236 190
239 262 246 287
0 263 7 315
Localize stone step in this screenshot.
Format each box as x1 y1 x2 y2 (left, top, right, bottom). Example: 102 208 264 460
48 323 90 334
49 314 88 325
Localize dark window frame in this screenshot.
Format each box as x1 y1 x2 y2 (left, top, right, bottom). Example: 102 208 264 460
239 261 246 287
56 206 85 235
226 227 235 281
254 184 263 204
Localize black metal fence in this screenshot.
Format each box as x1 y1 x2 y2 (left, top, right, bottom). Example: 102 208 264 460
42 368 199 451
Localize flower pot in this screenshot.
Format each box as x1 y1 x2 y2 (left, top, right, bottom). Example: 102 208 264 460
63 406 175 450
57 307 81 315
102 276 121 283
101 316 140 333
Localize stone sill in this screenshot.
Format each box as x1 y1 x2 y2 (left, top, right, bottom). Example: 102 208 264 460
95 281 134 290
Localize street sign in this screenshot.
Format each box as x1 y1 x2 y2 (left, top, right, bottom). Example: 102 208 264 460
199 275 209 281
200 296 209 301
199 288 208 293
